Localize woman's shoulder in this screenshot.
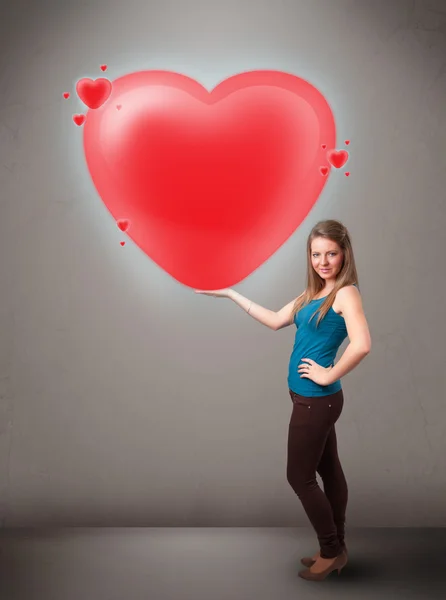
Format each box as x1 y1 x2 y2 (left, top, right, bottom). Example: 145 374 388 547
337 283 359 297
335 284 361 309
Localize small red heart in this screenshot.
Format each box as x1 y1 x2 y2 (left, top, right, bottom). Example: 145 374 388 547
83 70 336 288
344 140 350 145
73 114 86 126
319 166 329 176
345 171 350 177
100 65 107 72
321 144 326 149
76 77 112 109
120 241 126 246
63 92 70 99
117 219 130 231
116 104 122 110
327 148 349 169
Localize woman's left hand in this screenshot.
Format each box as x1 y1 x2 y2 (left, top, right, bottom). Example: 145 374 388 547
298 358 333 386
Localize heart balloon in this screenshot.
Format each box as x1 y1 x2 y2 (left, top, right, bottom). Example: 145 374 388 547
82 70 336 289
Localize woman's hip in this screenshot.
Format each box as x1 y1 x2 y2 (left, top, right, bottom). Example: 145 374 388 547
288 389 344 428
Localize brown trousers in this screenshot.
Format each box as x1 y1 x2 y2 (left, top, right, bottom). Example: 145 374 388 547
287 389 348 559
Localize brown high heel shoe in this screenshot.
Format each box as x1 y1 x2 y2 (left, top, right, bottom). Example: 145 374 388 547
301 545 348 568
298 550 348 581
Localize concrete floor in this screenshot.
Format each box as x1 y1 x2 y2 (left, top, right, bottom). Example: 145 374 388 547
0 527 444 600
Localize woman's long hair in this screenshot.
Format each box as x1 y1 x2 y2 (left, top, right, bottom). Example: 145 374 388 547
290 220 359 327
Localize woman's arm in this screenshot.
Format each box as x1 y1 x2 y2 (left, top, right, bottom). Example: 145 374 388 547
228 290 278 330
196 288 301 331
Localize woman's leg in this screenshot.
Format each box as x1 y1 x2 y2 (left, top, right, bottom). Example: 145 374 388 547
317 423 348 550
286 389 344 559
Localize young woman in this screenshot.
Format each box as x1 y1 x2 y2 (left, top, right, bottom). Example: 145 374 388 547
195 219 371 581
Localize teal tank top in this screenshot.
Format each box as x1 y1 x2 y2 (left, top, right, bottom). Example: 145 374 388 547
287 285 356 397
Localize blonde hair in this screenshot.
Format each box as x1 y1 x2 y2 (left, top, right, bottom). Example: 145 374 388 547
290 220 359 328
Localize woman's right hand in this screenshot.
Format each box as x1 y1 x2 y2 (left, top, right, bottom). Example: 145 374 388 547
194 288 232 298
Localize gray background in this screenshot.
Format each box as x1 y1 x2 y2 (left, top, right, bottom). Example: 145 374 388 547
1 0 445 528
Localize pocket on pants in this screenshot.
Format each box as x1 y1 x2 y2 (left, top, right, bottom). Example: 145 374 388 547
290 397 313 426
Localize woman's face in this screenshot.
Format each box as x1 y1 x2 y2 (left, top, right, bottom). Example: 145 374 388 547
310 238 343 283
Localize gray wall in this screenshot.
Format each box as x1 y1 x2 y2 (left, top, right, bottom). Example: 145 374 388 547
1 0 445 527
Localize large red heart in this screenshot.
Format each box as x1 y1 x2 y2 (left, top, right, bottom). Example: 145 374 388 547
82 70 336 289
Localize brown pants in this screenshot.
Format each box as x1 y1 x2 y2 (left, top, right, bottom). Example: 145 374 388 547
287 389 348 559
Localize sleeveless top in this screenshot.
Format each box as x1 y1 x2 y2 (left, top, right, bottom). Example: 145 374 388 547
287 285 357 397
